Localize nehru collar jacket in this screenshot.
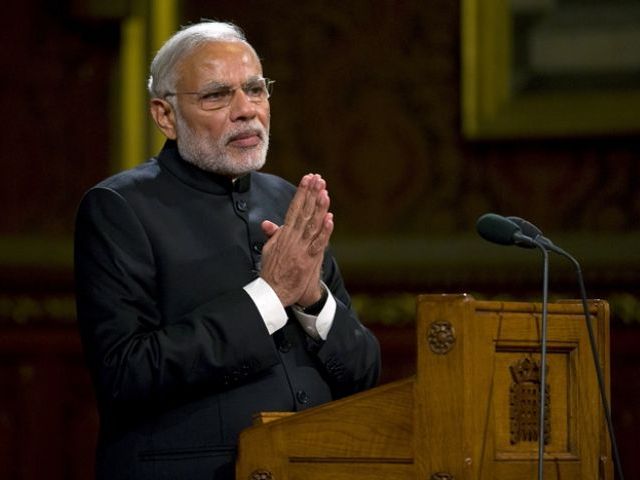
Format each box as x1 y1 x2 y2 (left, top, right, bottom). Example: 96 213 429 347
74 140 380 480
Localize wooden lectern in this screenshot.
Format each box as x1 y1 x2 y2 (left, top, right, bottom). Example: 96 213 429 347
236 294 612 479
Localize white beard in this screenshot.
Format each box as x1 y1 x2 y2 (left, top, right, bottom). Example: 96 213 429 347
174 114 269 177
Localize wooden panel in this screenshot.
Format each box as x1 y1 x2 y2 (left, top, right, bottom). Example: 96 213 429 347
237 380 414 479
0 327 98 480
414 294 470 479
287 461 414 480
413 295 611 479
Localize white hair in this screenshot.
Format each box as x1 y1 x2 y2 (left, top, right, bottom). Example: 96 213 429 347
147 21 250 98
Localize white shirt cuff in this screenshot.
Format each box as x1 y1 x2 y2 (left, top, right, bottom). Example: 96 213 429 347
243 277 288 335
291 283 336 341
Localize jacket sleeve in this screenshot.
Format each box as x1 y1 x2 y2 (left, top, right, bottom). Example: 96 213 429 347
314 255 381 398
74 187 281 407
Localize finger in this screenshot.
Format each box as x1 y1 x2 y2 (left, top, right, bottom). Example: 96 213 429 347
294 174 323 230
261 220 280 238
308 212 334 256
302 187 330 240
283 174 314 227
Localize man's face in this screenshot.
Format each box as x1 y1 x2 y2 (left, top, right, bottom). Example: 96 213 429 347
170 41 270 177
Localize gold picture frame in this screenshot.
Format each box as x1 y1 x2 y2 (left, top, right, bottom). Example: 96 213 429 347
461 0 640 139
0 3 178 275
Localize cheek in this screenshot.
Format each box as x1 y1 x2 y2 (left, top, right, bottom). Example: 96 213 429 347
259 105 271 128
197 116 227 138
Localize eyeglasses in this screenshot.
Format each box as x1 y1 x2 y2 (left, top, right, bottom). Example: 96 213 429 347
164 77 274 111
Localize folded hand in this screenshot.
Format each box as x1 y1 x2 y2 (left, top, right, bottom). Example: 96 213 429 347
259 173 334 307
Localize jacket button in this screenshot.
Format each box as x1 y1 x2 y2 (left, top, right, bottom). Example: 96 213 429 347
252 241 264 253
296 390 310 405
279 340 292 353
236 200 248 212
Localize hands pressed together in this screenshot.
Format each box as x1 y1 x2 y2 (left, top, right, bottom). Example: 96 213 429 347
259 174 334 308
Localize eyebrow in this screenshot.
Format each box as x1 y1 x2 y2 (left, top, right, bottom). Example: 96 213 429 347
199 75 264 90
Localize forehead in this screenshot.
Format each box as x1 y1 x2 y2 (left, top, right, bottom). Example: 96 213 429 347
176 41 263 89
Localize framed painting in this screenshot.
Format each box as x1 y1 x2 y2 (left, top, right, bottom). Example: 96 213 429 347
462 0 640 138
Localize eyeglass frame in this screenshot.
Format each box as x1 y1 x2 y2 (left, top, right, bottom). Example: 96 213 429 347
163 77 275 111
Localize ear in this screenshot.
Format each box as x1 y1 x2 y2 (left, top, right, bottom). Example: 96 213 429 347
150 98 177 140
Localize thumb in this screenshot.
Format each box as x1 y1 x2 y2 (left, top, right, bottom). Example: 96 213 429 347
261 220 280 238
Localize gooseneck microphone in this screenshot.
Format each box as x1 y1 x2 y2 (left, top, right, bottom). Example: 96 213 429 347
476 213 537 248
507 216 625 480
476 213 550 480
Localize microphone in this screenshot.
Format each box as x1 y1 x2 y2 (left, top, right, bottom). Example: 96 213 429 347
507 215 543 239
507 216 625 480
476 213 549 480
476 213 537 248
507 216 564 255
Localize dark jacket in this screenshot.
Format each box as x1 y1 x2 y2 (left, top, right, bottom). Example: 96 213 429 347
74 141 380 480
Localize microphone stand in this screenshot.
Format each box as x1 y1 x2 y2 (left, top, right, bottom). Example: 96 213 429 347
507 216 624 477
541 241 625 480
532 240 550 480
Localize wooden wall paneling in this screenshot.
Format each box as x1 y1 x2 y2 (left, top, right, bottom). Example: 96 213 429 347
0 327 97 480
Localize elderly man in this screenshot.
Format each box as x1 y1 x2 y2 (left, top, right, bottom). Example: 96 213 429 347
74 20 380 480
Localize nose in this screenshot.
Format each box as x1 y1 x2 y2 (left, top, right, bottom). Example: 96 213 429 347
228 89 258 121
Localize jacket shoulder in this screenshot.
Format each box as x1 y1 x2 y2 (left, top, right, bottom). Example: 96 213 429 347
251 172 296 196
92 159 161 193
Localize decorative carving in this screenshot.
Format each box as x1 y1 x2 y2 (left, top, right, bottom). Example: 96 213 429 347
509 357 550 445
430 472 454 480
250 470 273 480
427 321 456 354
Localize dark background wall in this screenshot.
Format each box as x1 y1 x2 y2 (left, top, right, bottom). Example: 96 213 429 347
0 1 638 478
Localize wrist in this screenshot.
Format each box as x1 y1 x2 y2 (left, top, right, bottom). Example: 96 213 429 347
296 287 328 315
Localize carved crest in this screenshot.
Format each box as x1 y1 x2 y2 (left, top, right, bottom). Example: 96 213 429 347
430 473 454 480
250 469 274 480
427 320 456 354
509 357 550 445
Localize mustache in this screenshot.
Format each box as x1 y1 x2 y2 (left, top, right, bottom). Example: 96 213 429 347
224 122 269 144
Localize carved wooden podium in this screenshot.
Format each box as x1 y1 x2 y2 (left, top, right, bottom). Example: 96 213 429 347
236 294 612 479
